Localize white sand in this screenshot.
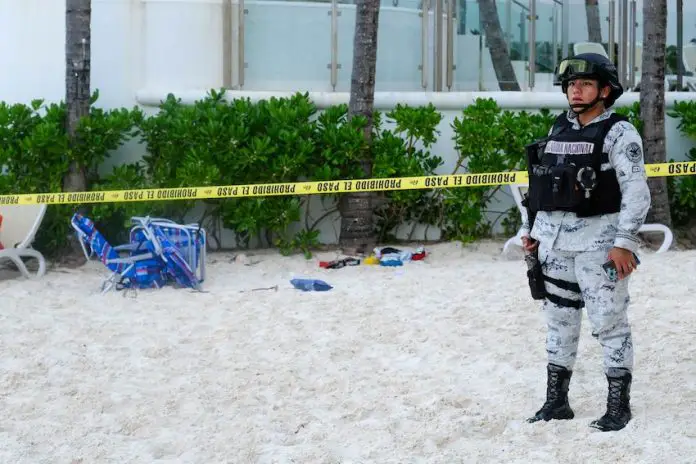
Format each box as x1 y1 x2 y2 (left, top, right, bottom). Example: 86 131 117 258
1 240 695 463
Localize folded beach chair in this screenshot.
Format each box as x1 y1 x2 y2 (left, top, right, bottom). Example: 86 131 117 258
130 216 202 291
70 213 167 293
129 216 206 283
0 204 47 279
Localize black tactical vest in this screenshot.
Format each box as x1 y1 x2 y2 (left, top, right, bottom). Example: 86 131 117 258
525 112 626 218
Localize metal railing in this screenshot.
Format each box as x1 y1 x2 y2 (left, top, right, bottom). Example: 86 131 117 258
606 0 639 90
221 0 246 89
420 0 429 89
329 0 340 90
222 0 645 92
608 0 615 62
238 0 246 89
528 0 536 89
223 0 232 88
629 0 636 88
445 0 454 90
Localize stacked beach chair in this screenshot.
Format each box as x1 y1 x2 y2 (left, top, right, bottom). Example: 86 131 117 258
70 213 206 293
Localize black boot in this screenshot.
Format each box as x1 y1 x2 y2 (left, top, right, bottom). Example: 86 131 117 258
590 368 632 432
527 363 575 423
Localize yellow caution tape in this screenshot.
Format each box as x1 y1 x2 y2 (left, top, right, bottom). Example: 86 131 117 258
1 161 694 206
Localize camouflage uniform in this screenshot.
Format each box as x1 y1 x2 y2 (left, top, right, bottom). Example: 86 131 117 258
520 109 651 375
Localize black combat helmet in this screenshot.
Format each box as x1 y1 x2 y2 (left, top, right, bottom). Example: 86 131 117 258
554 53 624 108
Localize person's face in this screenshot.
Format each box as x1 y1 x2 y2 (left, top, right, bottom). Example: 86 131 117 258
566 78 609 106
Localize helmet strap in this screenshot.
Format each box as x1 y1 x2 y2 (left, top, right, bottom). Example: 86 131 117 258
570 94 603 115
569 82 608 116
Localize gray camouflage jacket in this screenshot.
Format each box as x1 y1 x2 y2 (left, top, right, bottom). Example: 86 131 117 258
519 109 651 253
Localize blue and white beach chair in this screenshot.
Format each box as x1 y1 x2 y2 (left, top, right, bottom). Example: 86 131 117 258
129 216 203 291
129 216 206 283
70 213 203 292
70 213 167 293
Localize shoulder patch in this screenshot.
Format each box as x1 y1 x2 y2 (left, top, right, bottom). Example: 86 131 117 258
626 142 642 163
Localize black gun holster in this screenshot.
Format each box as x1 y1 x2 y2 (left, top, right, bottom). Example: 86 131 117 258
526 253 547 300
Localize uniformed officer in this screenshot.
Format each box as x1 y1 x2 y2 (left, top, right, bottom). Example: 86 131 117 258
520 53 651 432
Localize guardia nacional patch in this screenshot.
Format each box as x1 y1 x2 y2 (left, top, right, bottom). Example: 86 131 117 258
626 142 643 163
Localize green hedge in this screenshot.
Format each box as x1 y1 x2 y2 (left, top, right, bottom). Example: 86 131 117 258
1 90 693 258
667 101 696 227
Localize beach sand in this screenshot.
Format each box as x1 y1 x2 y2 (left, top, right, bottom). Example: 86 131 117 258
1 241 694 463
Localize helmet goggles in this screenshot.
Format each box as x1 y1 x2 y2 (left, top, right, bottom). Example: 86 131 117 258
554 58 605 85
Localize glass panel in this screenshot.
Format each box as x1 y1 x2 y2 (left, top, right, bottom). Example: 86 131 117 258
243 0 333 91
624 1 696 92
450 0 525 91
243 0 425 92
666 1 696 91
335 0 424 92
451 0 484 90
235 0 695 94
532 0 560 90
565 0 612 59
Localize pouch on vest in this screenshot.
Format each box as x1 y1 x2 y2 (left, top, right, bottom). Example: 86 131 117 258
525 140 547 213
525 139 545 175
551 164 584 209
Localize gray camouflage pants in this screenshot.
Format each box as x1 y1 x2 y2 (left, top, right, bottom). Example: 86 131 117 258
539 246 633 375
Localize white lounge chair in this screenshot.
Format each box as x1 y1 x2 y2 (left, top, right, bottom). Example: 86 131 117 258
502 184 673 255
502 183 529 255
0 204 48 279
636 223 674 254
